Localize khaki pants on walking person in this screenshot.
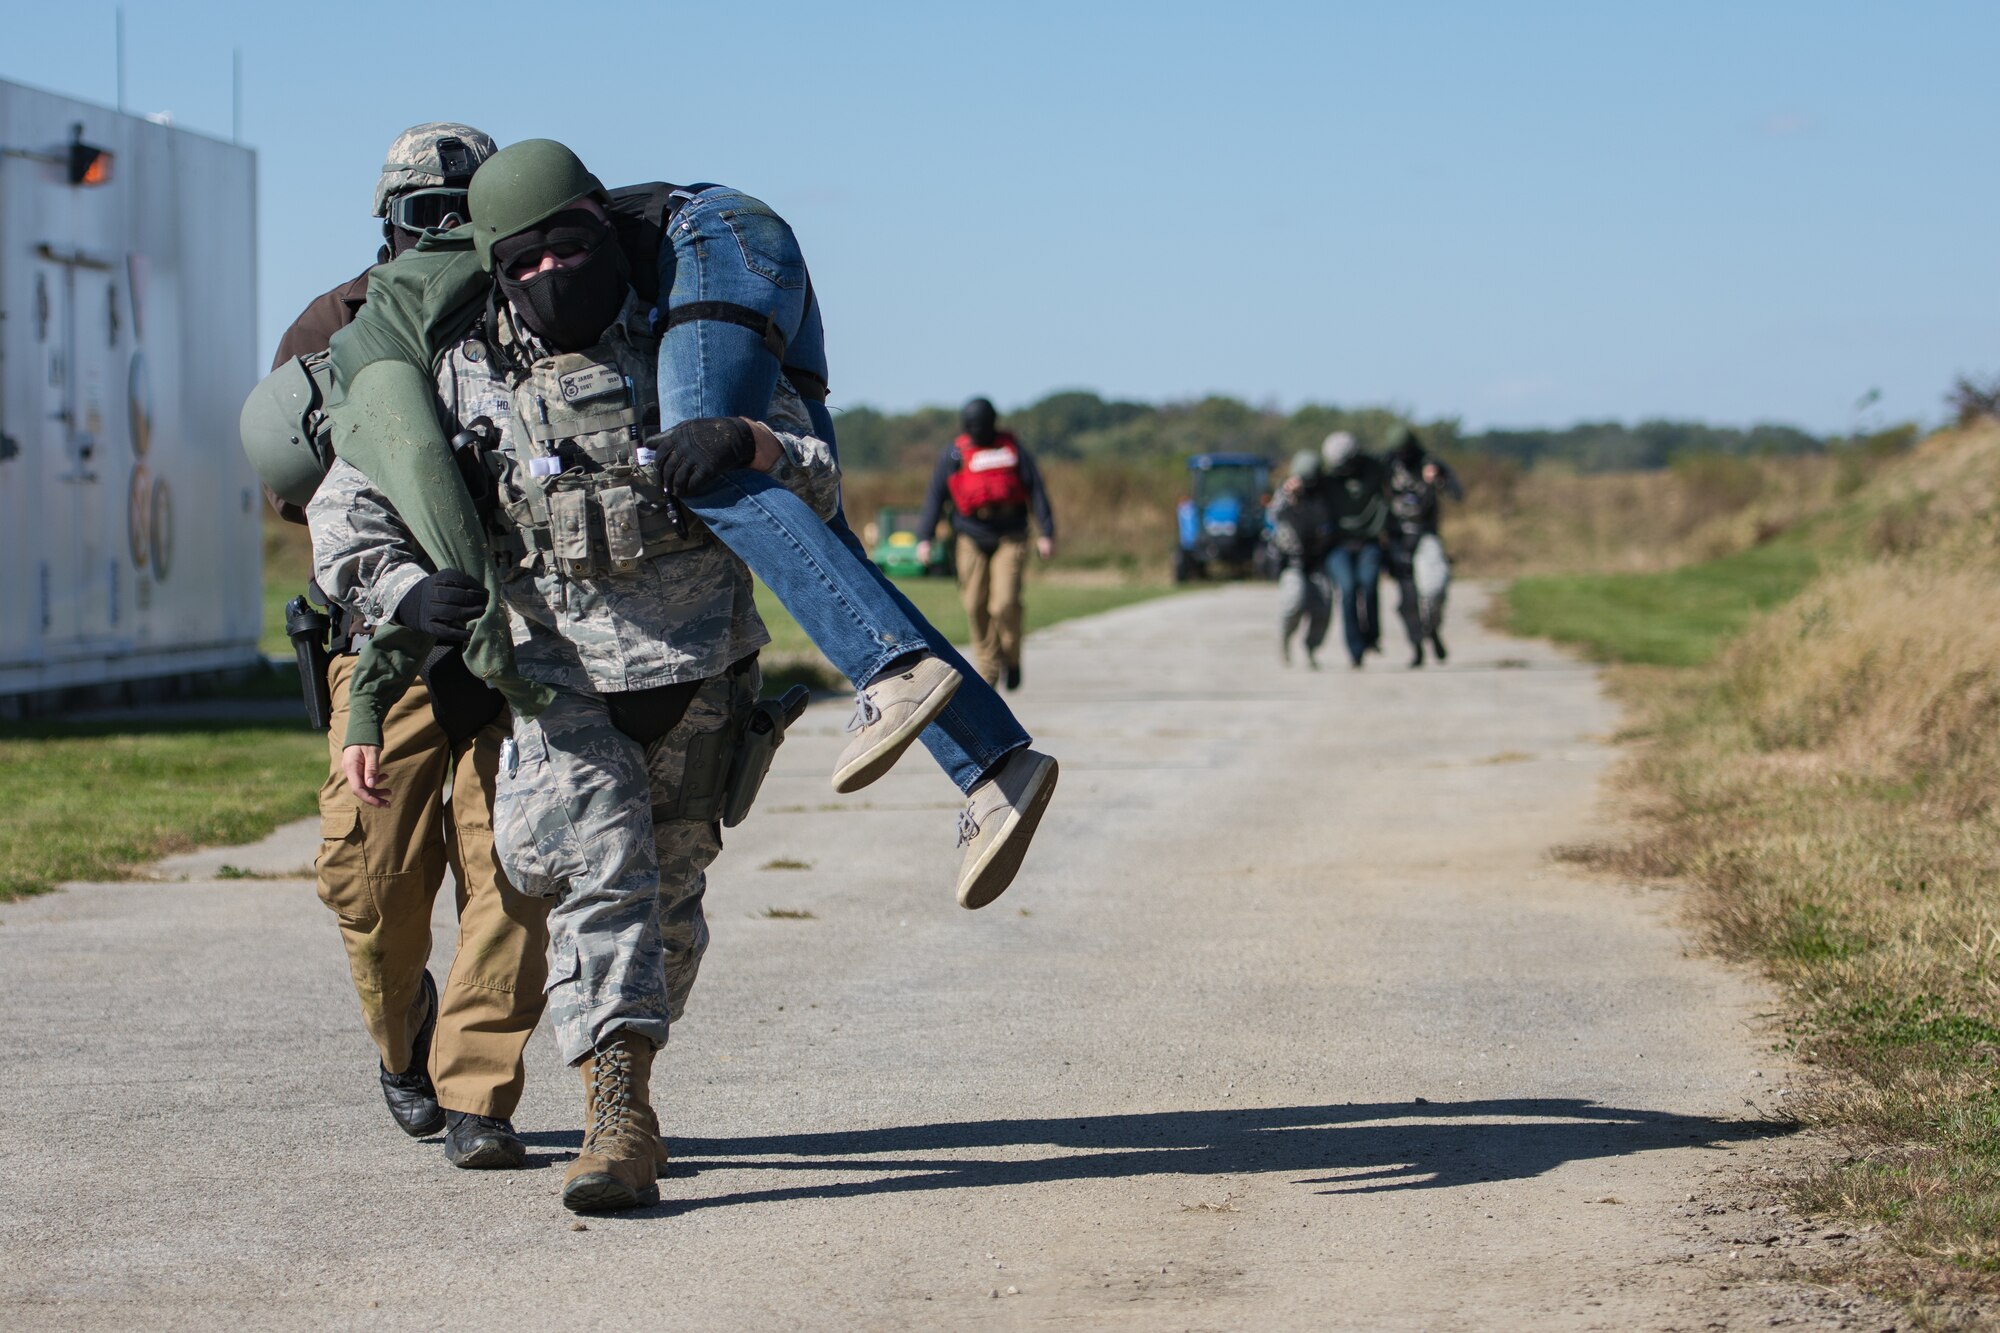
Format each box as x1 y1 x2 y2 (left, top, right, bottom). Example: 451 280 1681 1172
955 532 1029 686
316 655 550 1119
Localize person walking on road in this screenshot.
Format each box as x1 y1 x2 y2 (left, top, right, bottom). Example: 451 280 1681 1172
916 398 1057 691
1382 425 1463 667
1269 450 1333 667
250 123 549 1173
304 141 848 1214
1317 431 1391 668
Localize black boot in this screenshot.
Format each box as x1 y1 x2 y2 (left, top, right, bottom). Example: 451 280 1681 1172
1431 632 1448 662
1410 643 1426 668
1004 664 1022 691
379 970 446 1138
443 1111 527 1169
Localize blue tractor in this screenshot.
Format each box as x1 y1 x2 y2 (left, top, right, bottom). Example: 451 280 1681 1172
1174 452 1274 583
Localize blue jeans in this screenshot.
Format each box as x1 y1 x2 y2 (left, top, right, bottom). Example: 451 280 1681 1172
653 187 1028 793
1325 543 1383 664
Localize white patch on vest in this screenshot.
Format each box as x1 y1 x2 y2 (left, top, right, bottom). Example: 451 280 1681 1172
966 446 1020 473
558 364 625 403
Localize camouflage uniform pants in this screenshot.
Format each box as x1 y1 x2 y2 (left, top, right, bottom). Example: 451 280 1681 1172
492 667 754 1065
1277 565 1332 652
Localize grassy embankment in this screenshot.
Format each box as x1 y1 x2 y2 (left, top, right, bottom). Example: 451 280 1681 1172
1504 427 2000 1316
0 508 1170 903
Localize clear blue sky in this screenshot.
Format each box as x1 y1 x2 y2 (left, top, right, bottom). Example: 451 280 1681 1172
7 1 1996 434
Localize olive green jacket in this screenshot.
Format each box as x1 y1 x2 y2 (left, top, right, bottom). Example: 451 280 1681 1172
321 227 553 746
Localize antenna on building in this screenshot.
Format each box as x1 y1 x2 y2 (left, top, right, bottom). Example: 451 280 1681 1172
115 8 126 114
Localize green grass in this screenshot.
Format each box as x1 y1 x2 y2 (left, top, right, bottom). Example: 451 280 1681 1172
0 715 324 900
262 518 315 657
1504 539 1824 666
1 548 1174 904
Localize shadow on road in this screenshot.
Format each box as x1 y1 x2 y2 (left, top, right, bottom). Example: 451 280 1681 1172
520 1098 1789 1217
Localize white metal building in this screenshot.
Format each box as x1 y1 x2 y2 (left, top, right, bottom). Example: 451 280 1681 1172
0 78 260 707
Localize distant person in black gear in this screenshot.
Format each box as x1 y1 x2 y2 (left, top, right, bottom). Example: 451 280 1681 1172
1381 425 1463 667
1317 431 1391 668
916 398 1057 690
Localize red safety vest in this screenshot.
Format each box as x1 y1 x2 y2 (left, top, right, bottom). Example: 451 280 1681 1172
946 433 1030 514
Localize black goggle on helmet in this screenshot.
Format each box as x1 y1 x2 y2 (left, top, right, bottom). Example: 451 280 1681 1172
386 187 471 235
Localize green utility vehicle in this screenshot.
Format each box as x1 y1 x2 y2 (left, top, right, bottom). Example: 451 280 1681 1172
868 507 954 578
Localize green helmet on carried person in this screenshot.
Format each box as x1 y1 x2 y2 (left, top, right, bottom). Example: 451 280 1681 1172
467 138 608 272
239 353 337 508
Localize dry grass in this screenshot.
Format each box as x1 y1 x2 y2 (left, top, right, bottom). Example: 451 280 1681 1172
1553 425 2000 1312
1450 453 1854 578
842 459 1185 576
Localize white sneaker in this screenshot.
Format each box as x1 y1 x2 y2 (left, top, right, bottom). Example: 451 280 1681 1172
831 656 962 794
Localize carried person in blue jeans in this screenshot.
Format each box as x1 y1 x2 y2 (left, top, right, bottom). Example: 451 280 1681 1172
625 174 1057 908
1315 431 1391 668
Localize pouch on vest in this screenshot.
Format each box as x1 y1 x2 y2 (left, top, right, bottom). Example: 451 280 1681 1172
600 485 645 570
549 487 594 568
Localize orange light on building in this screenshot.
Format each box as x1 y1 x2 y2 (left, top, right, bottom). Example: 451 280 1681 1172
68 139 113 186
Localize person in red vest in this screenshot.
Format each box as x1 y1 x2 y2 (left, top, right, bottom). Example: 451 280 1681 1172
916 398 1057 690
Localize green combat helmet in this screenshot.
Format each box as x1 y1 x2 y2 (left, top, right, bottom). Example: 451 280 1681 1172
240 353 337 507
468 138 606 271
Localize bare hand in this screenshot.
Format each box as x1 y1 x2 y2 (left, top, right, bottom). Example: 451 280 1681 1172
1282 476 1304 497
916 540 933 565
1036 536 1055 560
342 745 390 808
1422 463 1440 482
745 419 784 473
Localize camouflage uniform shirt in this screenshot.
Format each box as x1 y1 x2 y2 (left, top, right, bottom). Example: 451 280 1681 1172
309 301 840 689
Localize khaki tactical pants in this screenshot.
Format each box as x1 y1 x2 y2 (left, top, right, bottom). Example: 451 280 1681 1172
316 655 550 1118
955 532 1030 686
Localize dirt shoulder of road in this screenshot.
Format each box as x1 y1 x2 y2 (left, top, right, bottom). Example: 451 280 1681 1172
1500 424 2000 1326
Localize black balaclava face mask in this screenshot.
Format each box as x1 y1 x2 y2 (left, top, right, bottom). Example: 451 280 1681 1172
962 397 998 448
492 207 631 352
379 222 420 264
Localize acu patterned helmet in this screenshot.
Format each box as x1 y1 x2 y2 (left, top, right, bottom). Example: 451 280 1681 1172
372 122 498 218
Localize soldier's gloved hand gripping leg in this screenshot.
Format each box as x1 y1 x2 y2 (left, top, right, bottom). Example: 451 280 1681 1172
647 189 1057 907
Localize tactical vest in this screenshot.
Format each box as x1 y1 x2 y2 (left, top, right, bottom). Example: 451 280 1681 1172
946 433 1031 516
493 336 710 579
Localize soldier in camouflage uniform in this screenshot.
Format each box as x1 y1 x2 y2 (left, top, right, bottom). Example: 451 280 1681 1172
1268 450 1333 667
309 143 842 1213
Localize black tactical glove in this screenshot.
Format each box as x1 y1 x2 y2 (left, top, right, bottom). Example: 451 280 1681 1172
650 417 757 497
393 569 489 644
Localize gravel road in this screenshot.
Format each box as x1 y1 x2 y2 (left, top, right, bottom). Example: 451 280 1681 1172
0 583 1839 1330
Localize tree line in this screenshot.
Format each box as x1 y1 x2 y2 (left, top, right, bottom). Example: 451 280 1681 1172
829 389 1831 475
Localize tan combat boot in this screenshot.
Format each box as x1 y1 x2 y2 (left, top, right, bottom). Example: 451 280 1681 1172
561 1034 663 1212
573 1049 671 1174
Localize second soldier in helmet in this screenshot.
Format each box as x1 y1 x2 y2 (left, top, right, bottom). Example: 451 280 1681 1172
256 124 548 1173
